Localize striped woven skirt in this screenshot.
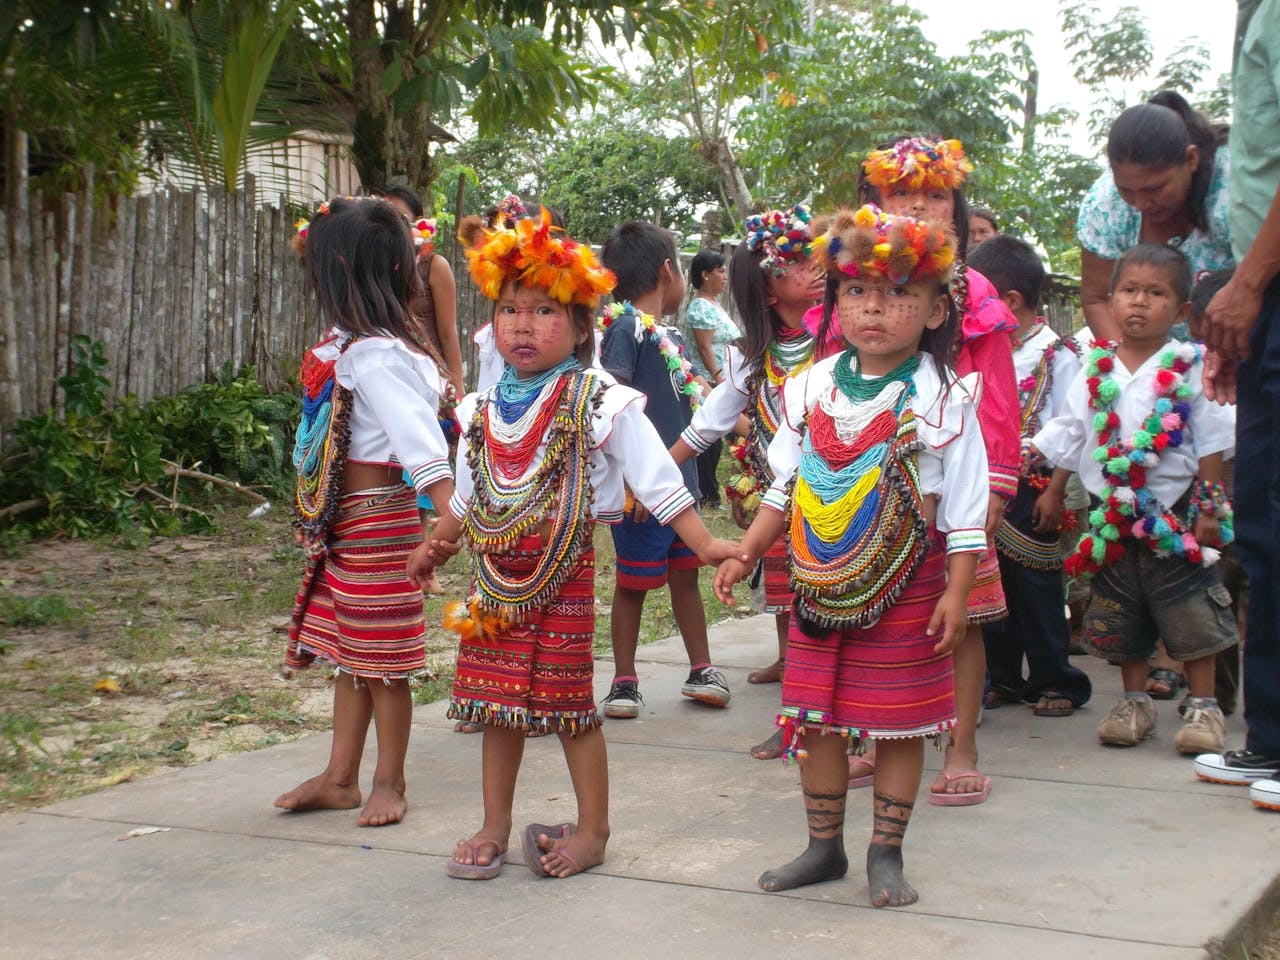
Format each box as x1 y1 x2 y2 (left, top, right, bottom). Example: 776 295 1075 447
448 534 600 735
966 545 1008 625
286 485 427 680
751 534 794 614
775 531 954 759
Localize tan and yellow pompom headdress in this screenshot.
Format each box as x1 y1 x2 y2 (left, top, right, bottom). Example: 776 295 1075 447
457 206 616 307
814 205 957 286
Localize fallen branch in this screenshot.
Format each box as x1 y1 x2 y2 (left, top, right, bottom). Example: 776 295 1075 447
161 460 269 503
139 485 213 519
0 498 43 522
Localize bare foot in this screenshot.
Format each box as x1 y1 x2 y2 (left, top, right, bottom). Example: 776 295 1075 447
453 720 484 734
867 843 918 908
424 571 445 596
357 782 407 827
747 659 784 684
536 826 608 878
847 754 876 788
759 838 848 892
750 728 784 760
274 774 360 813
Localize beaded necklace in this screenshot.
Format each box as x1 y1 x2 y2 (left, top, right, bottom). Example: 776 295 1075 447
465 369 603 621
598 302 701 410
727 326 815 511
788 351 928 629
292 334 354 548
1065 340 1208 579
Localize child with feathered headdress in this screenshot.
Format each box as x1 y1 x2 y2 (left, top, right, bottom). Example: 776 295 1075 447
407 207 742 883
714 204 989 909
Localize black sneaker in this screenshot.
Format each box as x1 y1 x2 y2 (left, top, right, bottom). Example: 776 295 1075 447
681 666 731 708
1193 749 1280 785
601 680 643 719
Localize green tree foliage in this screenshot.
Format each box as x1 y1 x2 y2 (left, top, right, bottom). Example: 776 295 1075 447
540 123 724 244
1 1 332 196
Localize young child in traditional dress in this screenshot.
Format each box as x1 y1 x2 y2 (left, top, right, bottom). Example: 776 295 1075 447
714 206 987 908
406 209 741 880
855 136 1021 805
277 197 455 828
967 235 1093 716
596 222 732 718
669 204 824 758
1032 244 1237 753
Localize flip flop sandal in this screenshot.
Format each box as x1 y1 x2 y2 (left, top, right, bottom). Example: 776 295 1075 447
522 822 574 877
848 754 876 789
1146 668 1184 700
1033 693 1076 717
445 838 507 880
928 772 993 807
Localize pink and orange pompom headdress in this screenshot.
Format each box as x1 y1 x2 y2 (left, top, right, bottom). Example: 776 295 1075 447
814 205 957 287
862 137 973 192
458 206 616 308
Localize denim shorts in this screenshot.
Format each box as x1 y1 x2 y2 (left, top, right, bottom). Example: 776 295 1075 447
1083 541 1237 664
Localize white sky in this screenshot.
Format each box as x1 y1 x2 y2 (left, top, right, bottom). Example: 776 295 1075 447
906 0 1236 156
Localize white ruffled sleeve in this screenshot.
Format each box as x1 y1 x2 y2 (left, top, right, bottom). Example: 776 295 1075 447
761 363 816 514
680 345 750 453
337 339 452 495
1047 343 1082 422
600 386 696 524
924 373 989 554
446 392 481 522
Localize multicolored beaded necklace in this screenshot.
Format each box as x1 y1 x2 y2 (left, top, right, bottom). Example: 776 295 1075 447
464 366 603 621
788 350 928 629
726 325 815 511
1065 340 1209 579
292 334 353 548
598 302 701 410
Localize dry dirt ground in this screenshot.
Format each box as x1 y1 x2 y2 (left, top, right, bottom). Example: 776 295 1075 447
0 507 466 812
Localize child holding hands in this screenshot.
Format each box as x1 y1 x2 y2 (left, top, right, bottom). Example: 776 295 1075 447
714 206 987 908
278 197 455 828
407 209 741 880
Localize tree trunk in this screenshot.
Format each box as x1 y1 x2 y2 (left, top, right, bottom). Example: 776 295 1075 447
347 0 389 192
702 136 754 222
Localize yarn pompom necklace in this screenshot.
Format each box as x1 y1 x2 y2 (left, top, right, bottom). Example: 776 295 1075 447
1065 340 1204 579
599 302 701 410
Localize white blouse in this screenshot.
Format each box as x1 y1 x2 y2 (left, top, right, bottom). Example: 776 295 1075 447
1033 340 1235 508
762 352 990 555
680 345 752 453
447 370 697 526
1014 324 1081 429
312 331 453 494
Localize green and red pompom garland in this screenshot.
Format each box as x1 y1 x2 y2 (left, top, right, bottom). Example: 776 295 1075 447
1065 340 1230 580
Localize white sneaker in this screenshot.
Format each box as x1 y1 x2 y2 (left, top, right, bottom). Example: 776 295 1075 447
1250 778 1280 812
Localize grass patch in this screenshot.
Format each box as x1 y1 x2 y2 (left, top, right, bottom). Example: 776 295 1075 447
0 592 83 629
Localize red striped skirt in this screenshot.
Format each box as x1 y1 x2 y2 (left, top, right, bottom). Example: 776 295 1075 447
966 545 1007 625
286 485 427 680
448 534 599 735
759 534 793 613
776 532 954 759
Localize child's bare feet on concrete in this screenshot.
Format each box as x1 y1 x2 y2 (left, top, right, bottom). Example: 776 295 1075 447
357 780 407 827
750 728 784 760
274 774 361 813
747 659 783 684
758 838 848 892
866 843 917 908
526 823 608 878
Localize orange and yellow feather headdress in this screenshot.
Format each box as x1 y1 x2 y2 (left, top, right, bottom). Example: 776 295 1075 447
457 206 615 307
814 205 956 287
862 137 973 192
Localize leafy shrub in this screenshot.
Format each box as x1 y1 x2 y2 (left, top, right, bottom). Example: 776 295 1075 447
0 337 299 541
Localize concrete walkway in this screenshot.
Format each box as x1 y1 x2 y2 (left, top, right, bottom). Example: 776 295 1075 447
2 614 1278 960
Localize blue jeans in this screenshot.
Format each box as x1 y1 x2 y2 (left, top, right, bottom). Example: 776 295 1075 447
1234 276 1280 757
